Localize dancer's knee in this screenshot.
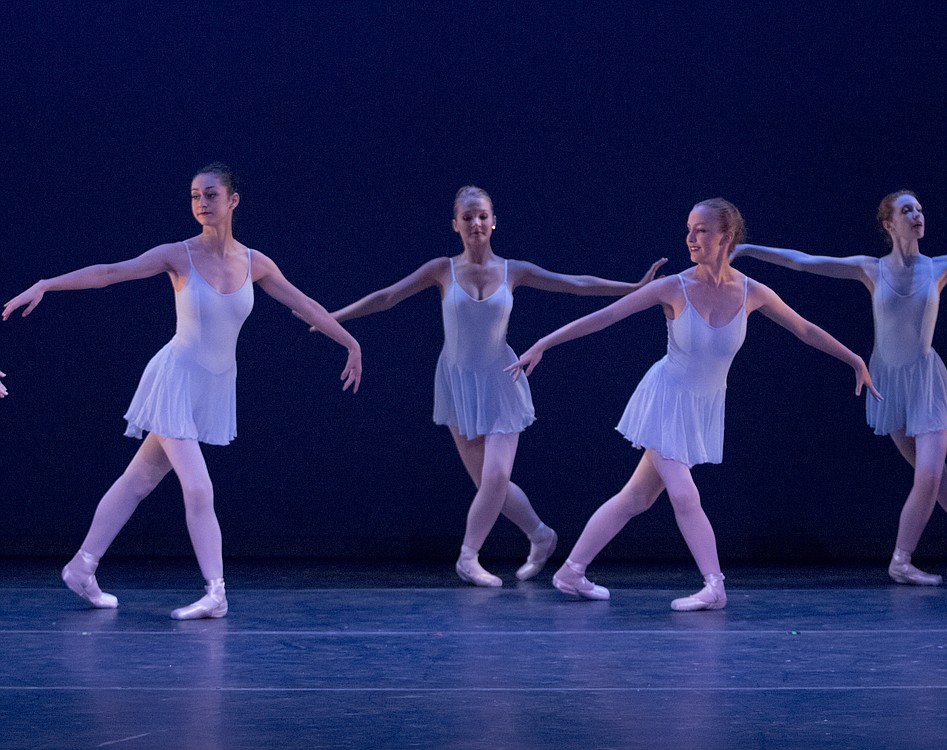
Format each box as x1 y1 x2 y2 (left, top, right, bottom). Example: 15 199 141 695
668 488 702 519
480 464 512 495
913 466 944 504
120 463 166 501
611 488 657 520
181 478 215 514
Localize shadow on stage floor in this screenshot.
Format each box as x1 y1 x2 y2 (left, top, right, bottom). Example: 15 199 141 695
1 557 945 750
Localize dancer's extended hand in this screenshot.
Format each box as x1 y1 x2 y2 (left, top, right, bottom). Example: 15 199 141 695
855 359 882 402
638 257 669 285
341 348 361 393
3 283 46 320
504 343 544 382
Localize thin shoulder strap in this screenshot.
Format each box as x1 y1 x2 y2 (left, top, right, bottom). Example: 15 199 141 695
677 274 689 303
742 274 749 304
503 259 509 283
182 239 195 268
449 257 457 283
246 247 252 275
877 256 891 286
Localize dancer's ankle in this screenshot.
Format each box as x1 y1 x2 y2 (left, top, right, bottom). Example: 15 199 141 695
564 559 587 576
76 549 101 567
528 522 548 542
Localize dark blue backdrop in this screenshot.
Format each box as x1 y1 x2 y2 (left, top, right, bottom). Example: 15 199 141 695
3 2 947 562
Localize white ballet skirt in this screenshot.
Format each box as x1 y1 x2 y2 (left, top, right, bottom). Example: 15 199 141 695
867 255 947 436
433 258 535 439
617 275 748 467
123 242 254 446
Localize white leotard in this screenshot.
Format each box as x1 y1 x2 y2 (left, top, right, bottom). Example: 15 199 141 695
617 274 748 466
124 240 254 445
866 254 947 436
433 258 534 439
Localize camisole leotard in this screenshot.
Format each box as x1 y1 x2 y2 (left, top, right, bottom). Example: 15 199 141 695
866 254 947 436
617 274 748 466
124 240 254 446
433 258 535 439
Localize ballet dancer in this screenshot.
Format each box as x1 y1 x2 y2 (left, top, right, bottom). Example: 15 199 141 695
310 185 665 586
733 189 947 585
3 162 362 618
507 198 879 610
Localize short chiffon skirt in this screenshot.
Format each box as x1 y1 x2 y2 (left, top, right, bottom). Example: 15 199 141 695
123 342 238 446
616 358 726 467
867 349 947 437
433 348 535 440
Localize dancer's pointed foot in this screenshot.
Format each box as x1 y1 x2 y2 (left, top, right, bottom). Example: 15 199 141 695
888 548 942 586
61 550 118 609
516 524 558 581
671 573 726 611
552 560 610 600
171 579 228 620
455 548 502 588
455 558 503 588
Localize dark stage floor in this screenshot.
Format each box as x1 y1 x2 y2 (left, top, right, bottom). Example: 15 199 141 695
1 557 946 749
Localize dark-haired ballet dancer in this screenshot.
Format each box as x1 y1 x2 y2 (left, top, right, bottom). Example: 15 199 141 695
508 198 879 610
3 163 362 618
733 190 947 585
315 185 666 586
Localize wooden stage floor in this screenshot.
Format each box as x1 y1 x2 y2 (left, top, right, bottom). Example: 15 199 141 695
0 558 945 749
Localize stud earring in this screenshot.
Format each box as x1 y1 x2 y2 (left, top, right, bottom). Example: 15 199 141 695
491 225 496 230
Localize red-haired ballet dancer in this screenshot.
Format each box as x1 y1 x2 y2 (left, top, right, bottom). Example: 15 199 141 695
734 190 947 585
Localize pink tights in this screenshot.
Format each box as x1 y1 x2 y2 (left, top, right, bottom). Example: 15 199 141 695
568 449 721 577
77 432 223 580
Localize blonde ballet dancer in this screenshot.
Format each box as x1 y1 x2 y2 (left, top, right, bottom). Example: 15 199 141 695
312 185 666 587
508 198 879 610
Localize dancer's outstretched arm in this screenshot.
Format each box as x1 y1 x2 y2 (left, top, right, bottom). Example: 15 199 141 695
332 259 446 322
253 250 362 393
326 256 667 324
506 275 677 379
747 278 881 400
511 257 667 296
732 243 872 283
2 244 180 320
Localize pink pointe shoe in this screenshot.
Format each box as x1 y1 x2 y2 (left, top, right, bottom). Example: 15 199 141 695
888 548 943 586
671 573 726 612
171 579 228 620
455 556 503 588
552 560 610 601
516 525 558 581
61 550 118 609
